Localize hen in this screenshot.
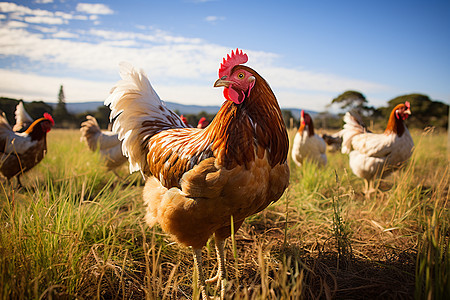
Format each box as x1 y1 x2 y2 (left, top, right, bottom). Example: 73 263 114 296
105 49 289 298
340 102 414 195
80 115 127 175
13 101 34 132
0 112 54 187
291 110 327 167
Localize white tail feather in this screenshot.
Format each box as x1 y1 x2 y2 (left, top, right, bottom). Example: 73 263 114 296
340 112 366 154
13 101 33 132
105 62 186 174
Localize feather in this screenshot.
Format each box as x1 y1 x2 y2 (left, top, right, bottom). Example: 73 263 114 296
105 62 187 174
13 101 34 132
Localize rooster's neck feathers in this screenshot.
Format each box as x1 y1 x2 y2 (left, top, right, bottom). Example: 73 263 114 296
24 118 50 141
209 66 288 169
298 120 314 137
385 104 407 136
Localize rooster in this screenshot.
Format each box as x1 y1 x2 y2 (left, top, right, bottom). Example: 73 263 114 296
80 115 128 175
340 102 414 195
291 110 327 167
0 112 54 187
105 49 289 298
12 101 34 132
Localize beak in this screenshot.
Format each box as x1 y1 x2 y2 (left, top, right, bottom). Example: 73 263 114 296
405 108 411 115
214 76 232 88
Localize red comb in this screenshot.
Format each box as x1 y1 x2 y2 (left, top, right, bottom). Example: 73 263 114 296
301 110 305 118
218 48 248 78
44 113 55 125
405 101 410 108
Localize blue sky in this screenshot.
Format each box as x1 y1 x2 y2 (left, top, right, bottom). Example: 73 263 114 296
0 0 449 112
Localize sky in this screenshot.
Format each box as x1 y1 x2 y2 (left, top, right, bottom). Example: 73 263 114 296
0 0 449 112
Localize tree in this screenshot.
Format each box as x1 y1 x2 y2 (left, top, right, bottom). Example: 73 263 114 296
0 97 19 124
330 90 374 116
52 85 74 127
25 101 53 119
54 85 68 115
281 109 298 129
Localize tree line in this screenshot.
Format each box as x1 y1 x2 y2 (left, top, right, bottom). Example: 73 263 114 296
1 86 448 131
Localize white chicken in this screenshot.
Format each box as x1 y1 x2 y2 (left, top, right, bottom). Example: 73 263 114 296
341 102 414 195
291 110 327 167
80 115 127 175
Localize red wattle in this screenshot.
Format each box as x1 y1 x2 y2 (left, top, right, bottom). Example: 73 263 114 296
223 88 232 102
223 87 244 104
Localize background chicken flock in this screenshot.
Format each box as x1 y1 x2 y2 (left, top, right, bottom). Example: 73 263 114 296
0 49 414 299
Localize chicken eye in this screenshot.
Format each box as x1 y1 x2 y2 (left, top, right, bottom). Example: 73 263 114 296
237 72 245 79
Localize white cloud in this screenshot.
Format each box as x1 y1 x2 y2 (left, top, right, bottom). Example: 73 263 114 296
35 0 54 4
0 2 81 25
55 11 76 20
0 69 112 102
261 67 389 94
205 16 225 23
52 30 79 39
0 2 99 26
5 20 28 28
0 24 390 108
0 2 33 14
76 3 113 15
24 15 66 24
31 25 57 33
0 4 392 111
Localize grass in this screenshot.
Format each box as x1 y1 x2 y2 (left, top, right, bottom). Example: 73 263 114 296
0 127 449 299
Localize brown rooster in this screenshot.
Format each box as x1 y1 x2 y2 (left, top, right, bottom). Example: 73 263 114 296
340 102 414 195
105 49 290 298
0 112 54 187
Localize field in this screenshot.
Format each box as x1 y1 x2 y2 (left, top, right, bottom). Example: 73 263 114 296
1 128 449 299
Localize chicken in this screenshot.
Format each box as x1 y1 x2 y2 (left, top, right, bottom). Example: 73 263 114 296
197 117 209 129
105 49 290 298
340 102 414 195
321 132 342 152
180 115 192 127
12 101 34 132
291 110 327 167
0 112 54 187
80 115 128 174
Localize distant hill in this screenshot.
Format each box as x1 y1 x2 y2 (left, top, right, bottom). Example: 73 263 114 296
60 101 316 119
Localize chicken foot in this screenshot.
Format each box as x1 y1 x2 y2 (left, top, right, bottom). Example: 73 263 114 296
205 239 226 298
363 179 376 198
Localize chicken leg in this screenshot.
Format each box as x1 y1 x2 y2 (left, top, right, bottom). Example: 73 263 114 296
193 248 209 300
205 239 226 298
363 178 376 197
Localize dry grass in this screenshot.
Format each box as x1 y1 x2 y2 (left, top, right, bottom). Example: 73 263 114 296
0 128 448 299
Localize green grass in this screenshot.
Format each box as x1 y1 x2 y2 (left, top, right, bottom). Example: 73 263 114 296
0 128 448 299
